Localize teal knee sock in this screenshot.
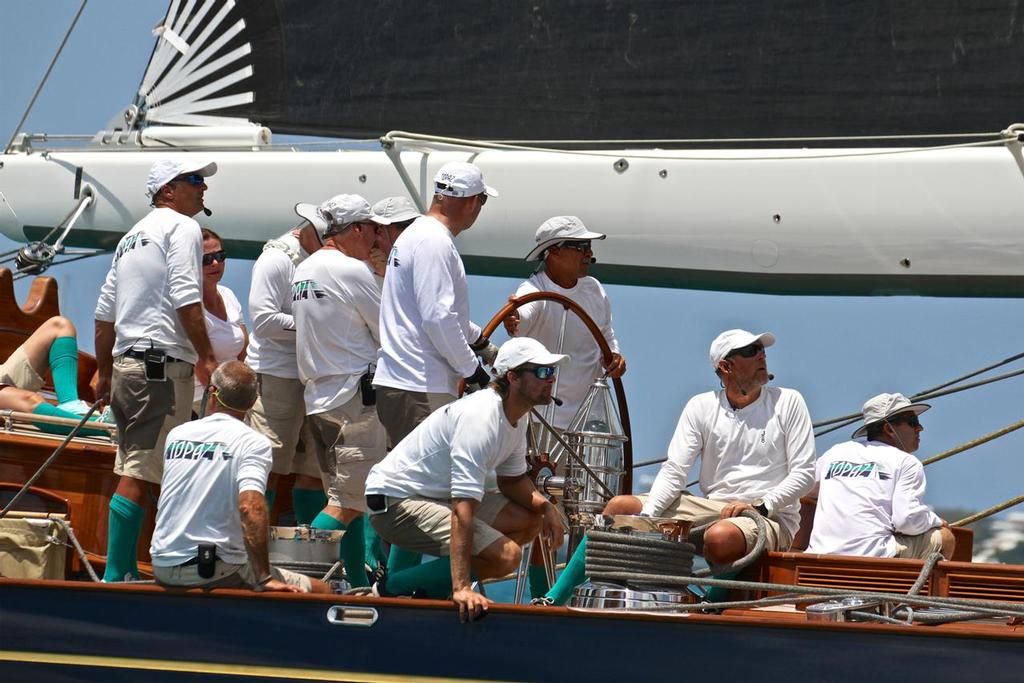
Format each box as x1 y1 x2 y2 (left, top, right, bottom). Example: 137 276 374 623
363 520 385 571
340 515 369 587
48 336 79 404
545 536 588 606
705 570 740 602
103 494 144 582
292 487 327 525
32 402 107 437
384 556 462 599
264 489 277 514
387 545 422 573
529 563 550 599
311 513 368 587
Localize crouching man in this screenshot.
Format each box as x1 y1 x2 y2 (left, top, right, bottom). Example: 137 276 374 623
364 338 566 621
150 361 329 593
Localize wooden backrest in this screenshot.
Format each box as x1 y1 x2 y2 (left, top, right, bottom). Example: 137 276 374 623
0 269 98 401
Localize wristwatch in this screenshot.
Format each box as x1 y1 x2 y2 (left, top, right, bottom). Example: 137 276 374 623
752 498 769 516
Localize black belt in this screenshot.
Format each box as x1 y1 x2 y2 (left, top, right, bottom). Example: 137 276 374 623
366 494 388 513
122 348 187 363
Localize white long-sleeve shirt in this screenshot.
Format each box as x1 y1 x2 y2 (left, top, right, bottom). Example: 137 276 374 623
512 270 619 427
365 389 527 502
374 216 481 395
95 207 204 362
150 413 273 566
293 248 381 415
642 387 816 539
245 232 309 379
806 439 942 557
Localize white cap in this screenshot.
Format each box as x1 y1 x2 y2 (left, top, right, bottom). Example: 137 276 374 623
371 196 421 225
709 329 776 368
525 216 606 261
146 158 217 200
295 194 373 237
493 337 569 375
852 393 930 439
433 162 498 199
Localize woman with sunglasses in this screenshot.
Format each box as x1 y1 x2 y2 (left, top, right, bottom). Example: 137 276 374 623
194 228 248 410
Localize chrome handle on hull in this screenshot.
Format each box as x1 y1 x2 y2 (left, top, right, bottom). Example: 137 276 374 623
327 605 379 627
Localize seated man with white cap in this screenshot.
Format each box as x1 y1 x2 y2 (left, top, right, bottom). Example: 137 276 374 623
364 338 566 622
538 328 815 605
806 392 955 559
95 158 219 582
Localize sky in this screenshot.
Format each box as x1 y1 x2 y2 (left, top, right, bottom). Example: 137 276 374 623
3 1 1024 520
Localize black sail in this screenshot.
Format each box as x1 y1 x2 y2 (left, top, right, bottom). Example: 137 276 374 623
152 1 1024 143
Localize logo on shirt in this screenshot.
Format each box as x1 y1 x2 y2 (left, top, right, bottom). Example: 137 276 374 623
387 246 400 267
165 439 232 461
824 461 891 480
114 233 150 261
291 279 326 301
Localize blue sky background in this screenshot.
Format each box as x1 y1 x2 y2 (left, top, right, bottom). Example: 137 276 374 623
3 1 1024 518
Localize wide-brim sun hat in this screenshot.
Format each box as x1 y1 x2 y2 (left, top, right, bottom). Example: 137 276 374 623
852 392 931 439
371 196 421 225
525 215 606 261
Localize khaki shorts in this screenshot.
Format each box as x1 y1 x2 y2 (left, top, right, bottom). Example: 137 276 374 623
634 492 792 553
0 346 44 391
249 373 320 478
111 356 193 484
895 528 944 559
370 492 509 557
375 387 455 449
309 394 387 511
153 557 311 593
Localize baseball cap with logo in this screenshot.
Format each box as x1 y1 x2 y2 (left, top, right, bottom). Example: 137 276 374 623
295 194 374 238
709 329 776 369
146 158 217 200
371 196 422 225
433 162 499 199
852 392 931 439
493 337 569 375
525 216 607 261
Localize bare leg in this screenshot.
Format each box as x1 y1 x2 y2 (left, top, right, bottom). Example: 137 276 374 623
471 536 524 579
0 386 45 412
602 494 643 516
490 500 543 546
19 316 76 378
702 520 747 565
939 527 957 560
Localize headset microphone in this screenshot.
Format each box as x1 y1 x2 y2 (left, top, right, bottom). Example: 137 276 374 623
203 207 212 216
552 396 564 406
768 373 775 381
589 257 597 264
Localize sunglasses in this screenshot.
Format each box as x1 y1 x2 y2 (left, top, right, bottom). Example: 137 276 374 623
518 365 557 380
557 240 592 252
174 173 206 187
889 413 922 429
728 342 764 359
203 250 227 266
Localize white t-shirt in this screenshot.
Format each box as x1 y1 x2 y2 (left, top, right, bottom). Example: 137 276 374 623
365 389 528 501
95 207 203 362
642 387 816 539
806 439 943 557
193 285 246 402
245 232 309 379
292 248 381 415
150 413 273 566
512 270 620 427
374 216 481 395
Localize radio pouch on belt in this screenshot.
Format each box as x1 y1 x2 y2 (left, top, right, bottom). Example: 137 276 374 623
360 370 376 406
144 348 167 382
197 543 217 579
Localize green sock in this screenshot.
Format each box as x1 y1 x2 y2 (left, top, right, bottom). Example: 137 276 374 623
384 556 461 599
48 336 79 404
529 563 550 599
311 511 344 531
292 487 327 525
363 521 385 571
103 494 144 582
340 515 369 587
264 490 276 514
705 570 740 603
545 536 588 606
32 402 107 437
387 545 422 573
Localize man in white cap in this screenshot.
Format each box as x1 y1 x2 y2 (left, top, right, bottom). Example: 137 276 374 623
364 337 566 622
368 196 421 280
95 158 219 581
537 328 815 605
806 393 955 559
245 195 349 528
373 161 499 450
292 194 389 588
